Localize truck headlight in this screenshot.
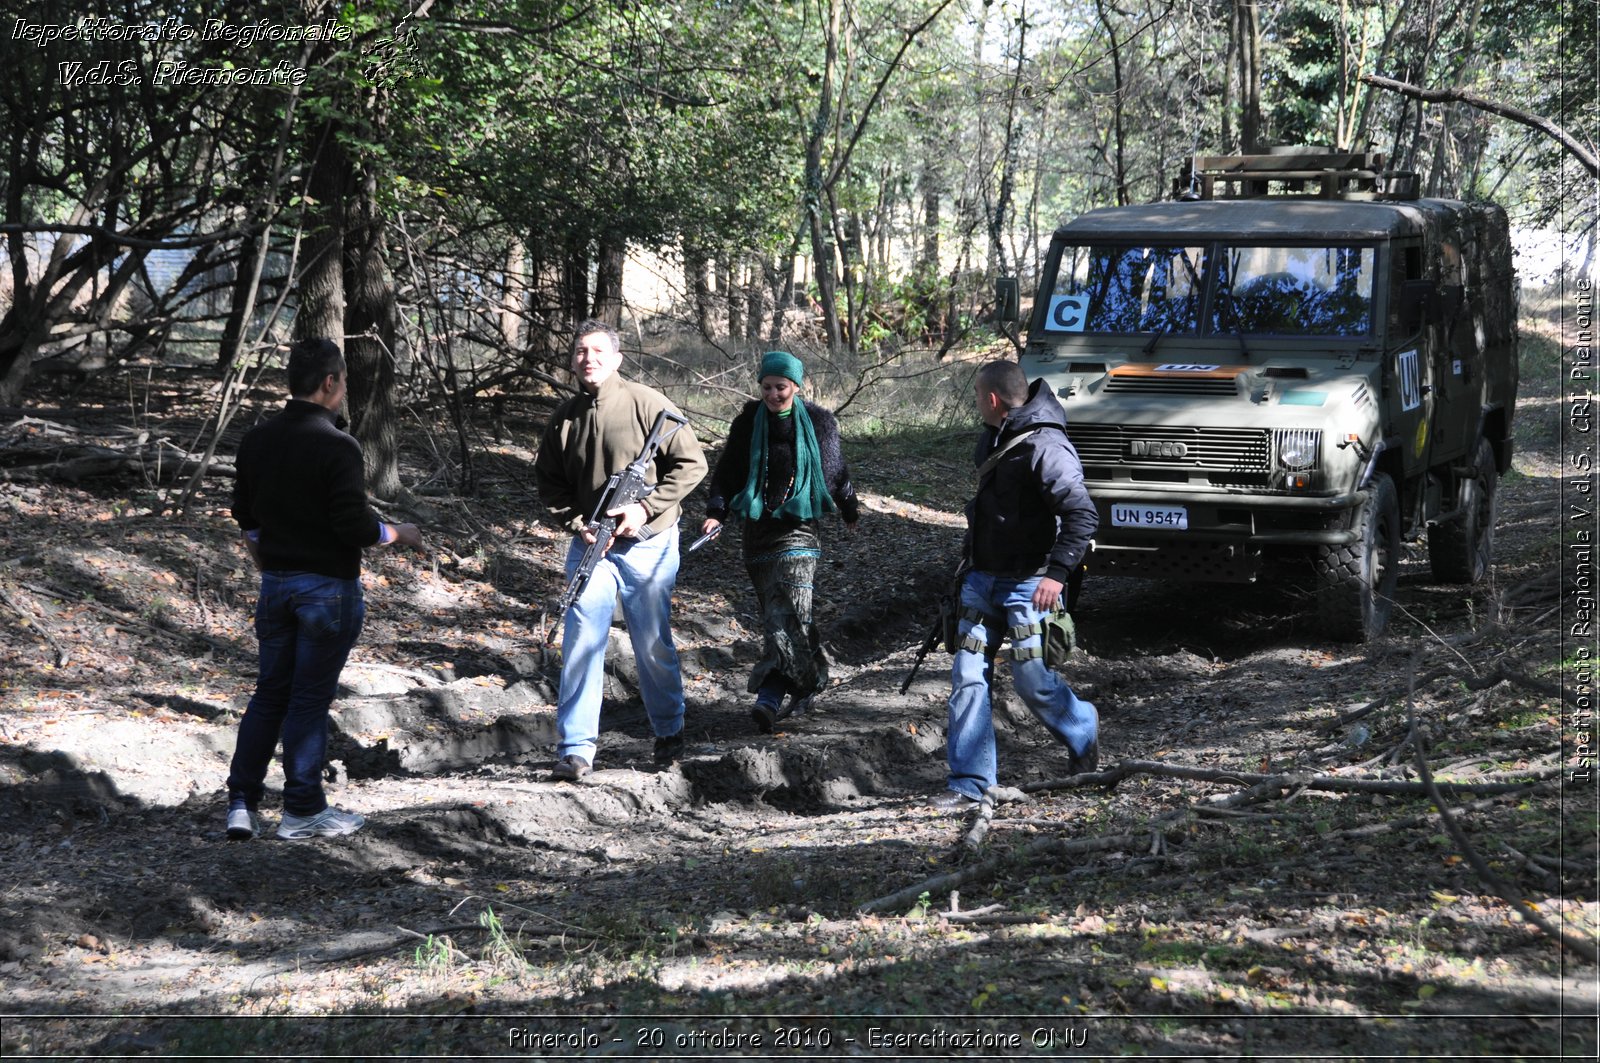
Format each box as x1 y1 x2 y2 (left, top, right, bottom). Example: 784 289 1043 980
1273 429 1320 471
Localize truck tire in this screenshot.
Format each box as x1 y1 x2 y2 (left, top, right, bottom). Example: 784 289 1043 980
1315 472 1400 642
1427 437 1498 584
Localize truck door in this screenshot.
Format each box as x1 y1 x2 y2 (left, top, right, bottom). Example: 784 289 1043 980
1386 239 1436 480
1429 224 1479 465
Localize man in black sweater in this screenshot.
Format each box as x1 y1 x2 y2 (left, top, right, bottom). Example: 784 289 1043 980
226 338 422 840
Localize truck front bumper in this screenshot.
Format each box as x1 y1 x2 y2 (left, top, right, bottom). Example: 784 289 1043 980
1084 486 1361 582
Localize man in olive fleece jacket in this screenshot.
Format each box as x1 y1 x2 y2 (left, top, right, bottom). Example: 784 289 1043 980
534 320 707 779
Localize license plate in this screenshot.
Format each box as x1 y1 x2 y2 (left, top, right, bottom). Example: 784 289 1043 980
1110 504 1189 530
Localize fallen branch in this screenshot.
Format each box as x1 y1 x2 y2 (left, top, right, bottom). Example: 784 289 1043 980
1407 709 1598 963
858 833 1142 915
961 791 998 851
0 581 70 666
944 912 1047 926
18 579 227 653
1023 758 1555 799
1 438 234 483
1317 668 1452 732
1334 786 1553 839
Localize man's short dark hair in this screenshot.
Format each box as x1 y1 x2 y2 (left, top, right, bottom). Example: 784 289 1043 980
976 359 1029 408
287 338 345 398
572 318 620 356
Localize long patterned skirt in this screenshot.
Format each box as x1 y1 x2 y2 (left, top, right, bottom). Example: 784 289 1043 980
742 521 829 699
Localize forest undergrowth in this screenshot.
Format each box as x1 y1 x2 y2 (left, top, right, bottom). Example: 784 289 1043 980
0 322 1593 1059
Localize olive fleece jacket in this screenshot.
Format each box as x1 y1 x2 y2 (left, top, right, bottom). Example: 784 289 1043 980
534 374 708 536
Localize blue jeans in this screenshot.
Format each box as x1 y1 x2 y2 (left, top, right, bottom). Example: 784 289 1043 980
946 571 1097 799
227 571 365 816
557 526 686 762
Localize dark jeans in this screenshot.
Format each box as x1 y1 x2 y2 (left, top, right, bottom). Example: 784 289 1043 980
227 571 364 816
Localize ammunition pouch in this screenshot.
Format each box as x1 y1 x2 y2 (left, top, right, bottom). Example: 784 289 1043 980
1010 609 1076 668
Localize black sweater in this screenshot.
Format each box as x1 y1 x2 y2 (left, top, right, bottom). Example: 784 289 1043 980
705 400 860 526
232 400 383 580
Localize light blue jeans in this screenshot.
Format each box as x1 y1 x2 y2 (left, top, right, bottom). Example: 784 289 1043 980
556 525 686 762
946 571 1098 799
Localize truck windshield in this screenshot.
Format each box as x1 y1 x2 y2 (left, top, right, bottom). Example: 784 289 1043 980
1044 244 1207 335
1213 245 1375 336
1041 242 1377 338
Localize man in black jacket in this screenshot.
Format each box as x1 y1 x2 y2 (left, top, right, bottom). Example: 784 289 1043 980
226 338 422 840
931 359 1099 811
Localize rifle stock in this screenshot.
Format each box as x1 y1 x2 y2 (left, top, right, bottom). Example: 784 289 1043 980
898 615 944 694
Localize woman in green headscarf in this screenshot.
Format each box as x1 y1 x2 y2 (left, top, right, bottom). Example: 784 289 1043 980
702 351 860 732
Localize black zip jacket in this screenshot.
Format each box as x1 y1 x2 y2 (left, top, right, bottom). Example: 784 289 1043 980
966 378 1098 583
232 400 383 580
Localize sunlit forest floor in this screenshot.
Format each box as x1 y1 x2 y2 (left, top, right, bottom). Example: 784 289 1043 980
0 319 1593 1058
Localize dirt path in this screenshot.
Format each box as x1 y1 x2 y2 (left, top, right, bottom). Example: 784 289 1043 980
0 353 1593 1058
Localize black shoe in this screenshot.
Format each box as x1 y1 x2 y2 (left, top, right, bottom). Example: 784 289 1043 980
1068 739 1099 775
750 702 779 734
552 755 591 781
926 789 979 813
654 732 684 766
786 694 813 717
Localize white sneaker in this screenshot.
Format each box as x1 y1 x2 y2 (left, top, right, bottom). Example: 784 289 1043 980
277 807 366 840
226 808 261 841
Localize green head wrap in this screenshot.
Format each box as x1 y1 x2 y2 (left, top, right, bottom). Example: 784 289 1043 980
759 350 805 386
731 352 835 523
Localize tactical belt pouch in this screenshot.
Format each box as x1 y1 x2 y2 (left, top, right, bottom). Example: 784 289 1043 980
1008 608 1076 668
1044 608 1076 667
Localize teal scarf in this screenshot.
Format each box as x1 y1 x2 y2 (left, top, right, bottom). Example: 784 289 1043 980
731 401 836 521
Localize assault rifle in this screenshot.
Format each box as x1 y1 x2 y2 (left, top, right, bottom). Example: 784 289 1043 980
899 559 968 695
899 614 945 694
554 409 688 619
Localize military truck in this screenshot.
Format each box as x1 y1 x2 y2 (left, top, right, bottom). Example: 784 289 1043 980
1007 150 1518 641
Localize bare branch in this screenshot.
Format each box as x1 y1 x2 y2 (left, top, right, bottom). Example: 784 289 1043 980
1361 74 1598 177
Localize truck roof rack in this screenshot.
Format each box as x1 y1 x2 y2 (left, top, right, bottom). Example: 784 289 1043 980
1176 150 1420 202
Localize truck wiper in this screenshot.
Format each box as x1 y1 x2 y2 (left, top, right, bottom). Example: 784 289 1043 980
1141 324 1174 355
1230 329 1251 361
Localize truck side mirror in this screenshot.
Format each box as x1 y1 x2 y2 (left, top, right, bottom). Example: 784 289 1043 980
1399 279 1441 333
995 276 1020 324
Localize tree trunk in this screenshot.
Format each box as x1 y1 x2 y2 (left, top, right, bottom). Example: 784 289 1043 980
561 240 589 335
531 242 565 362
295 120 348 347
593 231 624 327
993 4 1030 257
768 252 792 345
745 254 766 344
499 238 527 350
918 166 942 339
683 239 712 338
218 227 266 371
805 0 845 353
837 199 862 353
0 222 38 405
719 251 741 342
1221 1 1237 152
1237 0 1263 154
342 165 401 501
